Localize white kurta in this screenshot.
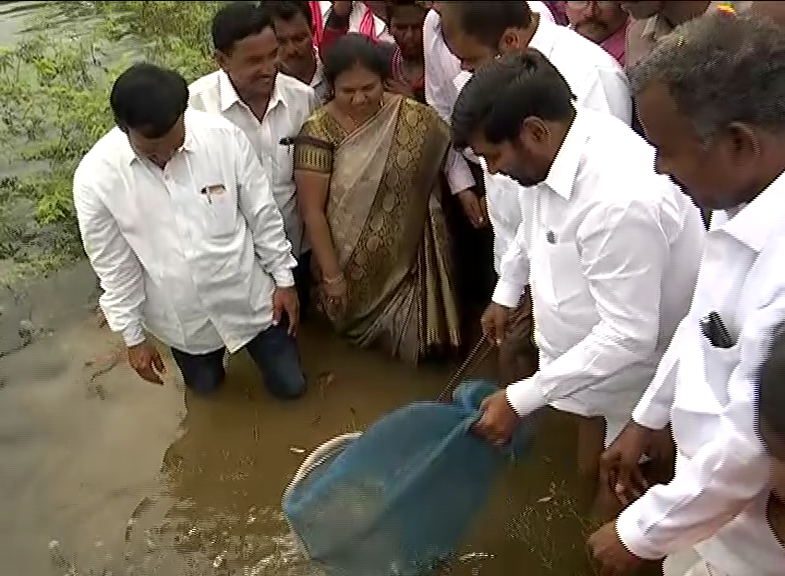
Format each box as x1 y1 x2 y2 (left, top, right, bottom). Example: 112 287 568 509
493 109 705 443
616 173 785 575
73 110 297 355
189 70 318 256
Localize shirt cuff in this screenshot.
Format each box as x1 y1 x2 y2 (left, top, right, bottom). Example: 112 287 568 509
272 268 295 288
616 501 665 561
492 277 524 309
631 403 670 431
122 323 146 348
506 376 548 417
446 150 476 195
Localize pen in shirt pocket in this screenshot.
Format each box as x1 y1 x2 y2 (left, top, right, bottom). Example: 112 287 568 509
699 311 734 349
199 186 212 204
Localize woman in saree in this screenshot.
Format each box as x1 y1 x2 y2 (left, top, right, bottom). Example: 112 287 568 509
294 32 460 363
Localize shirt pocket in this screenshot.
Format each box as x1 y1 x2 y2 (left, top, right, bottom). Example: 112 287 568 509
672 335 739 456
533 240 585 311
201 184 237 238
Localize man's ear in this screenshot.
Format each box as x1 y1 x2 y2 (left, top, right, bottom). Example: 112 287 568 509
214 50 227 70
520 116 548 145
499 27 519 51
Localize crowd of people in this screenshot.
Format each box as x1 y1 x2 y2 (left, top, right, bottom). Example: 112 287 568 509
73 1 785 574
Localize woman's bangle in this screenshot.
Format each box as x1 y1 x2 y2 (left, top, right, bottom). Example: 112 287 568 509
323 273 345 285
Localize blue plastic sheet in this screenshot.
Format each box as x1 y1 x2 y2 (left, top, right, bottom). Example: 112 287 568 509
282 380 534 576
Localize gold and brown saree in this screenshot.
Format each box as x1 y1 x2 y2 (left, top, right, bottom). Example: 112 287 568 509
294 93 460 362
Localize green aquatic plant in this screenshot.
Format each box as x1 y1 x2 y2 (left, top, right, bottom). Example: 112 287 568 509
0 1 227 277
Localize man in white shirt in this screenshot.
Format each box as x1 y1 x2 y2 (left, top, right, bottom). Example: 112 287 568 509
190 2 318 318
424 2 555 229
450 50 705 491
587 12 785 576
268 0 328 102
424 2 559 336
74 63 306 399
440 1 630 122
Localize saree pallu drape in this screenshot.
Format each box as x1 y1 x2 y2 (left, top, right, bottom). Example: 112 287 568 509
295 94 460 362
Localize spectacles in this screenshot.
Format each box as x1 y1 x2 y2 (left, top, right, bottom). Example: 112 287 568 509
566 1 620 9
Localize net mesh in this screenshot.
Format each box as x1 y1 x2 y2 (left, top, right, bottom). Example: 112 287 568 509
282 380 534 576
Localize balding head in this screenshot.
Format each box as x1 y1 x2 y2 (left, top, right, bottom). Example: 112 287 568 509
750 1 785 27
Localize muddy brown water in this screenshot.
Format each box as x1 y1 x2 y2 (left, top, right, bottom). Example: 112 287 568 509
0 262 598 575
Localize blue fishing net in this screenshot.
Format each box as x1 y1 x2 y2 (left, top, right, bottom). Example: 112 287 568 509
282 380 534 576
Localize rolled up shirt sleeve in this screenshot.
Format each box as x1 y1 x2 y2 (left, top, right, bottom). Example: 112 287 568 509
616 298 785 560
234 128 297 288
505 201 666 416
73 171 146 347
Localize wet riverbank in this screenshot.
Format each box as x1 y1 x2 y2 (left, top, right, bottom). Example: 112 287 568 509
0 259 595 575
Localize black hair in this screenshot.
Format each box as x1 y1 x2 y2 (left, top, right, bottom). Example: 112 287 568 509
212 1 274 54
322 32 390 88
267 0 314 31
385 0 427 25
758 321 785 444
446 1 532 50
451 49 575 149
110 62 188 139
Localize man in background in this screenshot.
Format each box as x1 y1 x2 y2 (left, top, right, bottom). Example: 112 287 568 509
189 2 318 319
566 0 629 66
622 1 751 69
269 0 329 102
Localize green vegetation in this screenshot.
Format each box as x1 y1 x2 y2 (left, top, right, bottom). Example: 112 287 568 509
0 1 227 278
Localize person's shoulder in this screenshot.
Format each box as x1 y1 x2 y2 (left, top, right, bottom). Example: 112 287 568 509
74 127 130 188
185 109 245 145
399 95 440 120
188 69 221 97
555 24 624 72
276 73 318 111
424 8 439 31
580 110 679 204
276 72 315 98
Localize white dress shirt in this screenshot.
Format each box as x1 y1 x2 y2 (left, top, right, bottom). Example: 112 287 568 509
494 109 705 426
616 173 785 575
456 12 632 272
73 110 297 355
424 4 555 196
189 70 318 256
528 15 631 124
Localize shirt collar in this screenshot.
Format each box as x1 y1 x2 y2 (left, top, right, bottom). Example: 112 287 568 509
720 170 785 253
542 108 588 201
529 15 557 60
218 68 285 114
125 109 197 166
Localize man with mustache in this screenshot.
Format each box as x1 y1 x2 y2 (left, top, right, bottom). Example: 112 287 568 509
451 49 704 512
189 2 319 366
588 11 785 576
268 0 329 102
565 0 629 66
